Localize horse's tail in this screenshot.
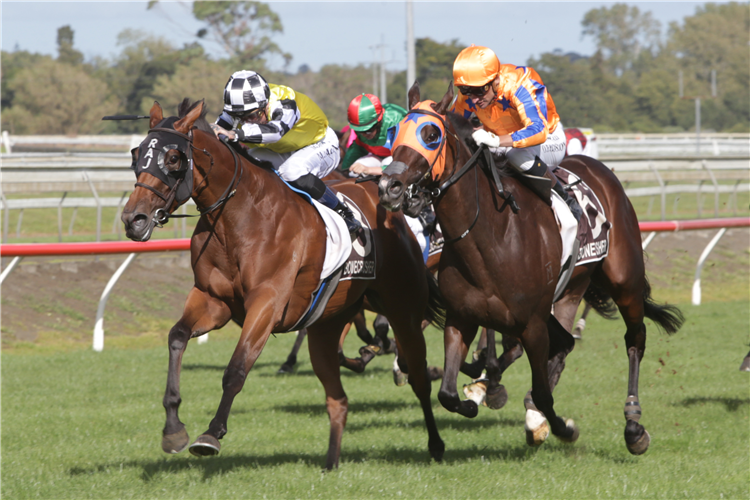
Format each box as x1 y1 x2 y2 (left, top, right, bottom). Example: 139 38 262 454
582 281 619 320
424 270 447 330
642 276 684 335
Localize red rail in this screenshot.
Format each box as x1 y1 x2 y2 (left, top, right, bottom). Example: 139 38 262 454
639 217 750 232
1 238 190 257
1 217 748 257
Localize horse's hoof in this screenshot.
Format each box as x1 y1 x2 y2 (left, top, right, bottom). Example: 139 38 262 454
189 434 221 457
525 422 550 447
462 379 487 406
277 363 294 374
429 438 446 462
525 409 549 446
556 418 580 443
162 427 190 454
427 366 443 381
458 399 479 418
740 356 750 372
485 384 508 410
393 369 408 387
626 429 651 455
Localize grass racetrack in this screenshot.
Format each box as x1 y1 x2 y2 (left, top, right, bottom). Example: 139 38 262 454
2 298 748 499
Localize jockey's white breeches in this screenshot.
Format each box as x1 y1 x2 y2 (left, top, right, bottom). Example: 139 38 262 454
492 122 567 172
249 127 340 182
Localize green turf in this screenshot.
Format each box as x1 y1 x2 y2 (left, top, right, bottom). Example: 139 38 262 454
2 300 748 499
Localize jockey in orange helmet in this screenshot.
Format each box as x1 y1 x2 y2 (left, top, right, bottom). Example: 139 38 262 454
452 45 581 221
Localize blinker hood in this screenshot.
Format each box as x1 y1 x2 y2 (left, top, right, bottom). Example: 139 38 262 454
131 117 194 205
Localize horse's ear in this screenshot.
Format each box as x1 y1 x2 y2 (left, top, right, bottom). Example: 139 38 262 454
149 101 163 129
434 80 455 115
174 100 205 134
407 80 421 109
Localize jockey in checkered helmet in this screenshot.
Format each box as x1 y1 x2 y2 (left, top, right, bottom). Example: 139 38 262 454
222 70 271 120
212 70 362 239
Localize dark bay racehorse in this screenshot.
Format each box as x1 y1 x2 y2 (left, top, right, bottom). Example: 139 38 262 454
121 99 446 469
378 82 683 455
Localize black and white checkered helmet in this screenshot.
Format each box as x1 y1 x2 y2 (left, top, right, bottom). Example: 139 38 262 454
222 70 271 114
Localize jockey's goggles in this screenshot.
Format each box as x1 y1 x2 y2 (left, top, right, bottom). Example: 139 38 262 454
457 84 491 97
232 106 266 123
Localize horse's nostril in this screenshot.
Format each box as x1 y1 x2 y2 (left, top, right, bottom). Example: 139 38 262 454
131 213 148 229
389 181 403 196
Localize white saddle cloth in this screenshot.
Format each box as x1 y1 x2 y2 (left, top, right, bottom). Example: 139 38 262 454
310 199 352 280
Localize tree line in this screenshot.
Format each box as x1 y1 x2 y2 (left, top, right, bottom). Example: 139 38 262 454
1 1 747 136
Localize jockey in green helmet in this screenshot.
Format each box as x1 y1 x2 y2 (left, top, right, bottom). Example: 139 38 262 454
341 93 407 176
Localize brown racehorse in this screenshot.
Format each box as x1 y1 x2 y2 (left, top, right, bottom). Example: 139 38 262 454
120 98 446 469
378 82 683 455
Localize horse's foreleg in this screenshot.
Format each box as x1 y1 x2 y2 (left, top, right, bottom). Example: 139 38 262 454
521 317 578 446
307 317 352 470
189 295 277 457
438 317 480 418
278 329 307 374
388 315 444 462
163 288 231 454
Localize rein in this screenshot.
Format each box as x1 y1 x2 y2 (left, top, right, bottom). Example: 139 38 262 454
404 109 518 244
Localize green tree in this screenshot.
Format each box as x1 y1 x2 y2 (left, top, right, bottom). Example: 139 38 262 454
582 3 661 77
187 1 291 67
99 29 206 133
667 2 749 131
147 58 232 120
3 58 117 135
389 37 464 107
56 25 84 66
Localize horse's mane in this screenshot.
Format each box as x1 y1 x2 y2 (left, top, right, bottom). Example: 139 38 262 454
446 111 514 178
177 98 213 134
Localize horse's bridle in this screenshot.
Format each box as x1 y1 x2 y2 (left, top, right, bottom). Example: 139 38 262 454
393 107 517 244
133 126 243 228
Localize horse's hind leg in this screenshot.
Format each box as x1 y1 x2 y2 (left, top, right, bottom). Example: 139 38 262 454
278 329 307 374
338 321 381 373
163 287 231 454
353 310 375 345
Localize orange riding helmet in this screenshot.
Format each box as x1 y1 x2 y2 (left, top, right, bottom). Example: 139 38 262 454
453 45 500 87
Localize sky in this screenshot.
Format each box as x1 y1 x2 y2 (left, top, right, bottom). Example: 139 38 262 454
2 1 709 73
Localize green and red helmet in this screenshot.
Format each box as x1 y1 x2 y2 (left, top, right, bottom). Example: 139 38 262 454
347 93 384 132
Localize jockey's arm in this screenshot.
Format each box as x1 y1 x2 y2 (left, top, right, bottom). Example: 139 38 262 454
340 141 368 171
506 86 548 148
216 100 301 145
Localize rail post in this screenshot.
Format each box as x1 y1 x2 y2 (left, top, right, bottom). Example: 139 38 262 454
93 252 138 351
692 228 727 306
648 162 666 220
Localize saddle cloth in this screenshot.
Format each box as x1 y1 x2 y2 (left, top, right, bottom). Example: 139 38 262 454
284 190 376 332
553 167 611 266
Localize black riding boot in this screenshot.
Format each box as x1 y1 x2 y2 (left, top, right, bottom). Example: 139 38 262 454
520 156 582 222
319 186 362 239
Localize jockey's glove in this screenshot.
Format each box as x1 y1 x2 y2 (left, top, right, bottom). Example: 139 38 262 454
472 129 501 148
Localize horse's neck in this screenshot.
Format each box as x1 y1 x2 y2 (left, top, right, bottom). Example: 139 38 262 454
191 134 312 224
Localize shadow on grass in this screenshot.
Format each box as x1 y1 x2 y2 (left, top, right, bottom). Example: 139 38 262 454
675 396 749 412
67 440 635 483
